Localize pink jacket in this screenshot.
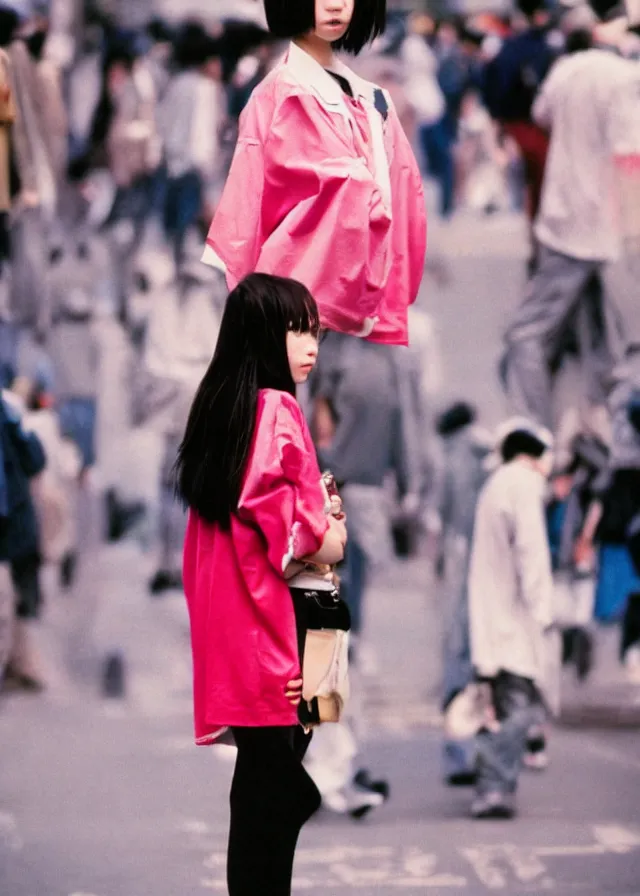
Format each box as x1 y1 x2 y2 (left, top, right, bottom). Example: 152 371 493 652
183 389 329 744
205 43 427 346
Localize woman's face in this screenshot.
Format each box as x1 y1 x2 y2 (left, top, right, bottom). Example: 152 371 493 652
287 330 319 385
313 0 355 44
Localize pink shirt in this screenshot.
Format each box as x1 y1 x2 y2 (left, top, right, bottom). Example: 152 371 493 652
183 389 329 744
204 43 427 346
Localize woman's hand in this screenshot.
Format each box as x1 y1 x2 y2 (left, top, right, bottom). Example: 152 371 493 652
285 678 303 707
305 514 347 566
574 536 595 570
329 494 345 520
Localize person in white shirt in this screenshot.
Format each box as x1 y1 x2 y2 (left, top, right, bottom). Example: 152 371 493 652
503 29 640 429
468 418 554 819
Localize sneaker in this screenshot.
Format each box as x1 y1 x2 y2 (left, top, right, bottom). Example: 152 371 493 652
106 490 146 542
471 791 515 820
524 729 549 772
523 749 550 771
322 782 385 820
446 770 477 788
353 768 391 801
149 570 183 596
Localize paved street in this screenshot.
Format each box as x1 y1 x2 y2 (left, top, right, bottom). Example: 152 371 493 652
1 207 639 895
1 598 640 896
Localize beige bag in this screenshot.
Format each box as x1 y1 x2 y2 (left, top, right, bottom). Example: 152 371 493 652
31 476 74 564
302 629 350 726
443 683 494 741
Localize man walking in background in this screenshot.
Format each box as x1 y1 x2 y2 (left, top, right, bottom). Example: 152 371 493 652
502 26 640 430
468 419 555 819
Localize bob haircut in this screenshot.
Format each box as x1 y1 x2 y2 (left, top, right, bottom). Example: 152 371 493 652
264 0 387 55
501 431 548 464
176 273 320 529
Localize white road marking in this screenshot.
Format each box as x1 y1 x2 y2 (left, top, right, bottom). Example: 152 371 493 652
0 811 23 852
461 846 549 890
203 846 467 888
197 826 640 891
461 825 640 890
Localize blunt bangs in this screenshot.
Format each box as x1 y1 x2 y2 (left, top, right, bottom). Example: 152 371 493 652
263 0 386 54
282 282 321 337
264 0 315 39
229 272 320 351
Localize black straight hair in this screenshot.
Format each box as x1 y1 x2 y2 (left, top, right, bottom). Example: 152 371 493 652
565 28 594 53
263 0 387 55
173 22 221 70
175 273 320 529
437 401 476 438
501 431 547 464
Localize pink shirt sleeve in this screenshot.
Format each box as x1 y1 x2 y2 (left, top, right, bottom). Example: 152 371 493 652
206 135 265 288
238 395 329 575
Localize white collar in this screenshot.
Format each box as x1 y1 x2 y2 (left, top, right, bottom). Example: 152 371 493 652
285 41 376 107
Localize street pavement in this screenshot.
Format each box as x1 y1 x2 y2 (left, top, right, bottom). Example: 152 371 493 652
1 571 640 896
1 207 640 895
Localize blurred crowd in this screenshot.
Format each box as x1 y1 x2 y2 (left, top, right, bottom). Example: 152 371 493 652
0 0 639 821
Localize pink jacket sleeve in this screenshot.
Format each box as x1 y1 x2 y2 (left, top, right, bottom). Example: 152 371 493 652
206 135 265 288
207 93 393 335
388 100 428 306
238 397 329 575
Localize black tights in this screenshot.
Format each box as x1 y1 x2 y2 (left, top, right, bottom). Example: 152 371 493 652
227 725 321 896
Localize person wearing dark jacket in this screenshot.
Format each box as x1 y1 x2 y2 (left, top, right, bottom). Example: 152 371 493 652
0 391 46 692
483 0 555 251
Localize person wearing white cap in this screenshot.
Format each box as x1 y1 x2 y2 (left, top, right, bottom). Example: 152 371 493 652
467 417 555 819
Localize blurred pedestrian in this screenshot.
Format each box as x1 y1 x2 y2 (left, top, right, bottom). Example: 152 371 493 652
160 25 225 269
0 389 46 693
2 6 66 353
576 347 640 639
13 375 82 585
98 38 162 326
503 28 640 430
428 402 492 785
204 0 426 347
546 443 603 683
483 0 555 254
48 243 100 473
176 274 346 896
456 87 512 214
306 330 422 815
401 14 452 217
134 246 224 595
468 418 555 819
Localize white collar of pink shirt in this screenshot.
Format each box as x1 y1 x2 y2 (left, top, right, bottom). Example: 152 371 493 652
285 40 376 111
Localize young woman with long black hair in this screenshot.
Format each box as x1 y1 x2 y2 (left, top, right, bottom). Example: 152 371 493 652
176 272 347 895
